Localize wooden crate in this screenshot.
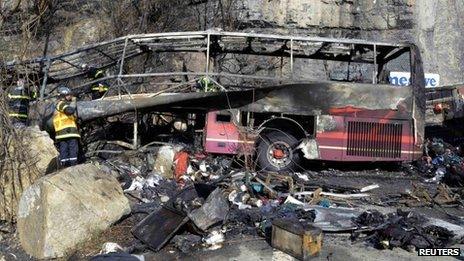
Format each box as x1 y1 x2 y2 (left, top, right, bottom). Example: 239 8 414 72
271 218 323 260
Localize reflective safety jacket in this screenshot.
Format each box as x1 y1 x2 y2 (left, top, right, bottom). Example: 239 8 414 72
89 68 109 93
8 85 35 120
89 68 105 80
91 82 109 92
53 100 81 140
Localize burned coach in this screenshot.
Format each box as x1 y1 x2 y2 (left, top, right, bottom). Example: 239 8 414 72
5 31 426 171
197 34 426 171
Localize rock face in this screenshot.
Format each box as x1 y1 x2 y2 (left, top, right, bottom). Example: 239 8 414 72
17 163 131 259
0 126 59 222
1 0 463 84
236 0 464 85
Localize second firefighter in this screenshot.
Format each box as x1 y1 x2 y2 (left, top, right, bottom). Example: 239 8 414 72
53 86 81 167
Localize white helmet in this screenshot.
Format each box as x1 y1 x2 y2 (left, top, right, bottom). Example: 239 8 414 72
57 86 71 96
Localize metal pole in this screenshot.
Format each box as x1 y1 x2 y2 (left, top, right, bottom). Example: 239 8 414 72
373 44 377 84
119 37 129 76
117 37 129 99
39 59 51 99
133 112 138 149
290 39 294 79
205 33 211 77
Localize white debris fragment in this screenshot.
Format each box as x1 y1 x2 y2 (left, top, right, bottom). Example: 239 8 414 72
199 162 208 172
146 174 163 187
160 196 170 203
236 202 252 210
250 198 263 207
203 230 225 250
124 176 145 192
425 167 446 183
360 184 380 192
187 165 195 175
100 242 124 254
295 172 310 182
297 138 320 160
209 174 220 180
284 195 305 206
228 190 238 202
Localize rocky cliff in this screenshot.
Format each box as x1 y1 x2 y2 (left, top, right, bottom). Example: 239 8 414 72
1 0 463 85
237 0 464 85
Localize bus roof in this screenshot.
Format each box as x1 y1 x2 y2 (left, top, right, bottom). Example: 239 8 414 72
3 30 414 85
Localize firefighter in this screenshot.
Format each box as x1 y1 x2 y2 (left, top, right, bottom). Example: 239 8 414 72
53 86 80 167
7 78 36 127
82 64 109 99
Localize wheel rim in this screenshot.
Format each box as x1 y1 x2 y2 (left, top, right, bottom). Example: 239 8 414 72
266 141 293 169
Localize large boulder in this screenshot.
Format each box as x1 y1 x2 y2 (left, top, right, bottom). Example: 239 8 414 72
17 163 131 259
22 126 59 173
0 126 59 222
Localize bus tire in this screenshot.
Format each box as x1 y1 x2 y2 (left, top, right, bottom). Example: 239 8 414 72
257 131 302 172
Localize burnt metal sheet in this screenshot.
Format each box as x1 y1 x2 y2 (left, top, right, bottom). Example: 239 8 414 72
76 83 412 122
131 184 216 252
240 83 412 118
131 206 189 252
76 86 283 121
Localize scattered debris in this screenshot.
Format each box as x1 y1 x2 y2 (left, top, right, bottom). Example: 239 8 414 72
171 234 202 253
419 138 464 187
2 137 463 260
131 184 216 251
352 209 460 251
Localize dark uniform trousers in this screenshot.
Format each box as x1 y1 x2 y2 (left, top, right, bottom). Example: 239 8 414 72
58 138 79 166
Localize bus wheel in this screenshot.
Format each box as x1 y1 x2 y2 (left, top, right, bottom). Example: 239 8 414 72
257 131 302 172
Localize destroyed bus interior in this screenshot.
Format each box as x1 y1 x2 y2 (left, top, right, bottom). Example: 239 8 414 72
4 31 425 171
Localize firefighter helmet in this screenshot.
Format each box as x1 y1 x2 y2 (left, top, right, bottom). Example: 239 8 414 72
57 86 72 96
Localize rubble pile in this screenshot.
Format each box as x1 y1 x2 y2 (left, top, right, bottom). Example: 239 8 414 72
417 138 464 186
1 138 463 260
83 144 464 259
352 209 459 251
